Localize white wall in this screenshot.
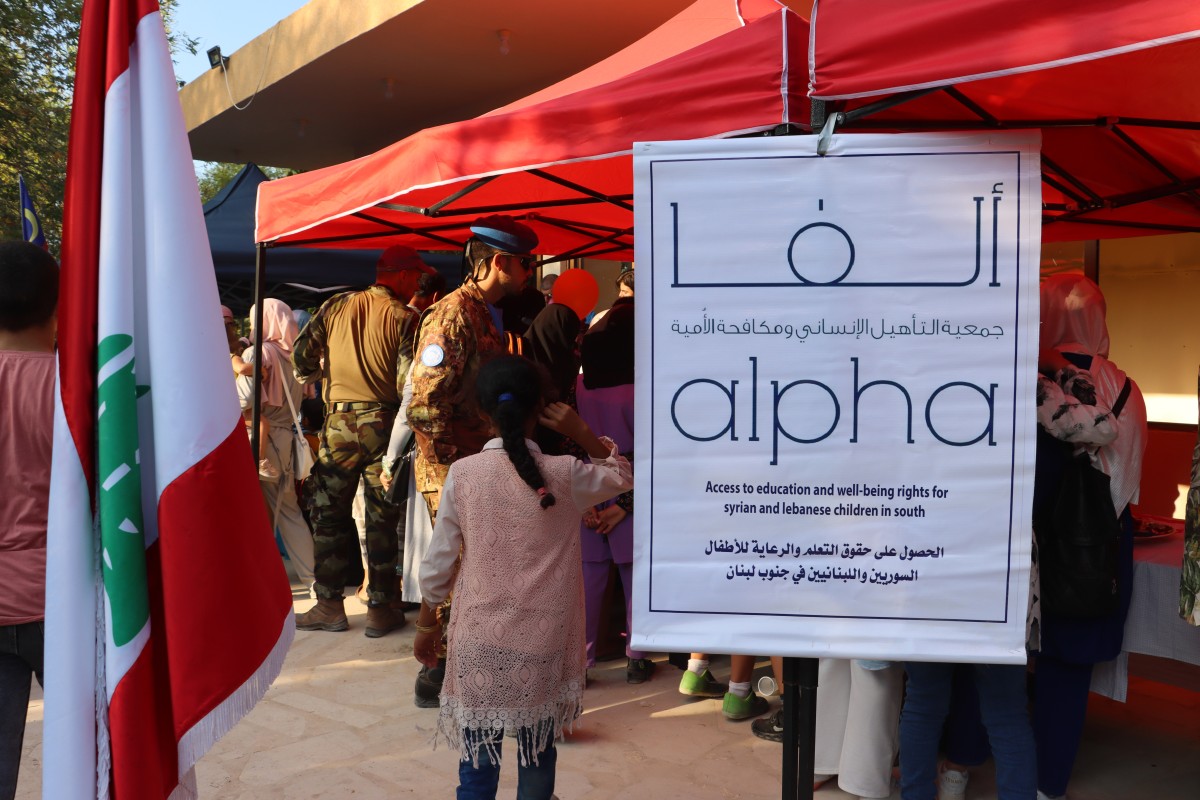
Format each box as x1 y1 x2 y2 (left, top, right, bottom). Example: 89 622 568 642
1095 233 1200 424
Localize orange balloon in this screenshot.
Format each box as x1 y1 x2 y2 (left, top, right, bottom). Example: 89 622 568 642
552 269 599 320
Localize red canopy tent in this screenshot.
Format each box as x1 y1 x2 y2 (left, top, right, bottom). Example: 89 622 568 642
254 0 807 260
808 0 1200 241
256 0 1200 253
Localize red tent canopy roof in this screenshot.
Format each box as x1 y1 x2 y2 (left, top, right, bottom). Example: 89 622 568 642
255 0 809 256
259 0 1200 251
810 0 1200 240
809 0 1200 100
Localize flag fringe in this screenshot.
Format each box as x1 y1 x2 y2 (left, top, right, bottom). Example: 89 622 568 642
169 610 295 799
95 524 112 800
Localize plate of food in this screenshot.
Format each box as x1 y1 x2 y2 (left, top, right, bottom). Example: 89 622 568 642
1133 515 1181 540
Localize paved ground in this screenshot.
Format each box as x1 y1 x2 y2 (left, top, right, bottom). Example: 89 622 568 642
15 588 1200 798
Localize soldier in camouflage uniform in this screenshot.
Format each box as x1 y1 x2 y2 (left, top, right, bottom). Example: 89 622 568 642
408 215 540 518
292 245 435 637
407 215 539 704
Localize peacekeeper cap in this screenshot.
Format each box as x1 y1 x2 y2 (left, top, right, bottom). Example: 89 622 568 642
377 244 426 273
469 215 538 255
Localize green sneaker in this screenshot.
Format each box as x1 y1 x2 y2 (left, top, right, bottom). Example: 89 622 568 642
678 669 728 697
722 691 769 720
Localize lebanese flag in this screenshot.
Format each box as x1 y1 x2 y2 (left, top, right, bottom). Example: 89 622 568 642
43 2 294 797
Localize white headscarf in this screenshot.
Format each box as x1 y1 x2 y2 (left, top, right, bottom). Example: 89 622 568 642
1040 273 1146 512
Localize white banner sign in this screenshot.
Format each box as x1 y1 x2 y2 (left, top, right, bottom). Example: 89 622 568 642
631 133 1041 664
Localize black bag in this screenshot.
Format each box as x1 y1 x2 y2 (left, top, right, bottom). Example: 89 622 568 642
383 435 416 506
1034 364 1132 619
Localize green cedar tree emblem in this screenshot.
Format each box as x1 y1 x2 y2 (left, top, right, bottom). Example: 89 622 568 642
97 334 150 647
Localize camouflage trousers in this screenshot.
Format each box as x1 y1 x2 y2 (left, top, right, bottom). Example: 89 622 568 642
307 406 400 603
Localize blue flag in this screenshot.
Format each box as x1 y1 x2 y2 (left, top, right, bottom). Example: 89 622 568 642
18 174 48 249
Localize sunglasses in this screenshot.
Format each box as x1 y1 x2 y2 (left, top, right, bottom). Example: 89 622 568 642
506 253 537 270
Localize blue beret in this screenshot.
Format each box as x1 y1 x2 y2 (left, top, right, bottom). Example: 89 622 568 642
470 215 538 254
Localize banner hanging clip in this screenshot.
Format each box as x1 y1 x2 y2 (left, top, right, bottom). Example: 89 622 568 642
817 112 843 156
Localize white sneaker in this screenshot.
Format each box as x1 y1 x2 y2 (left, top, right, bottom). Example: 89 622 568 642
258 458 280 482
937 763 968 800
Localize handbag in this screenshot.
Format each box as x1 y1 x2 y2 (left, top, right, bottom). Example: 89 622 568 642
1034 365 1132 619
282 382 315 482
383 435 416 505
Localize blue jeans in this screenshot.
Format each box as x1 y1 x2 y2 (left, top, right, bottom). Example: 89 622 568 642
0 622 44 800
457 728 557 800
900 662 1035 800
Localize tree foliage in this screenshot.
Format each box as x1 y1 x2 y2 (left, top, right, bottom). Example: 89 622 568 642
0 0 194 250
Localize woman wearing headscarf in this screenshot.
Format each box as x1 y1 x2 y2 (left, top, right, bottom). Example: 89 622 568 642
572 296 650 681
521 303 582 455
1032 273 1147 800
233 297 317 596
522 303 582 401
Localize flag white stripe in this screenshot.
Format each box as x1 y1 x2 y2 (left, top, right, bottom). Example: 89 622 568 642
43 389 101 799
130 14 242 501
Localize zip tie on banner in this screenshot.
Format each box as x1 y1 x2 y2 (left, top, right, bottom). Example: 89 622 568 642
817 111 843 156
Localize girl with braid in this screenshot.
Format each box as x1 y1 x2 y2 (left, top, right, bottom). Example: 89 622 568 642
415 356 631 799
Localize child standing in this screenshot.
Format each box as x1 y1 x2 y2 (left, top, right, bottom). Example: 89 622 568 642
415 356 632 800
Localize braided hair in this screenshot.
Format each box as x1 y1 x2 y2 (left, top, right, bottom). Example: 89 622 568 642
476 356 557 509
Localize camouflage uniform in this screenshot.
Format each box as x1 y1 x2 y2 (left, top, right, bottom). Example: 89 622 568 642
293 286 418 603
407 279 504 519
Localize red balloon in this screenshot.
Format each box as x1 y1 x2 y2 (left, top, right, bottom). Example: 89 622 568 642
552 269 599 320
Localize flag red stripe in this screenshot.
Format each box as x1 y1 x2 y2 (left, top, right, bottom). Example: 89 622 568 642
109 425 290 798
107 628 177 800
155 424 293 740
58 0 161 496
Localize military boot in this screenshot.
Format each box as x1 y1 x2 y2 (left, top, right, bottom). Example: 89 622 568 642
364 604 407 638
295 596 348 632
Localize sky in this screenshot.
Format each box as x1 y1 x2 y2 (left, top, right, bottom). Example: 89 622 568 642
173 0 310 85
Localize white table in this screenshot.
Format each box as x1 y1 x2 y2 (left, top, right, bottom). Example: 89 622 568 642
1091 523 1200 700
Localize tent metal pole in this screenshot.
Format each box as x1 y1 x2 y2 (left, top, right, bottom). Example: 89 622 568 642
349 211 465 248
1041 155 1103 205
941 86 1001 126
1045 217 1200 234
427 176 498 215
250 242 267 462
527 169 636 211
838 87 941 124
415 195 635 217
810 99 827 132
781 656 819 800
1108 125 1200 209
1041 173 1091 207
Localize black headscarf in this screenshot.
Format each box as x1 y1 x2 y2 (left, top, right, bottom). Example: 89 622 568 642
581 296 634 389
521 303 581 401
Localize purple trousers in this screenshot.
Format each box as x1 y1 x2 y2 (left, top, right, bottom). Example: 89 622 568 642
582 561 643 665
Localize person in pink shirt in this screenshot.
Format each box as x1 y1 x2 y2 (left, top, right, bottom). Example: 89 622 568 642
0 241 58 798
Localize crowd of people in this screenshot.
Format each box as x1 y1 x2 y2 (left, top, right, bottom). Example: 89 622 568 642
0 223 1159 800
